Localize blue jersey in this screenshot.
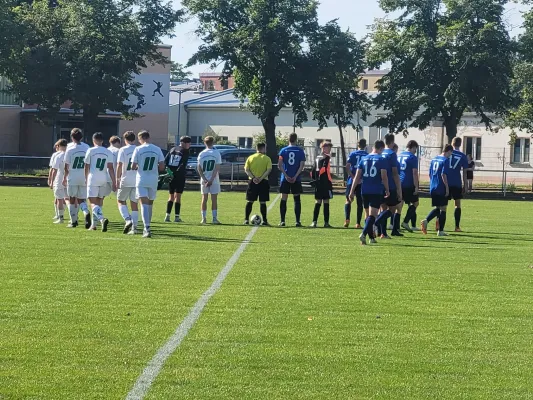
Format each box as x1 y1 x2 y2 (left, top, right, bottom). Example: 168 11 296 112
398 151 418 188
382 148 398 191
358 154 387 195
347 150 368 185
429 155 451 195
447 149 468 188
278 146 306 182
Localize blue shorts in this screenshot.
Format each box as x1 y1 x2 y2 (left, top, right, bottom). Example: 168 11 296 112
363 193 383 210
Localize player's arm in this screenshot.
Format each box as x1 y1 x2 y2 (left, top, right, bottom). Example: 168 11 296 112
349 169 363 200
412 166 419 195
259 160 272 182
157 149 166 173
116 162 124 188
197 160 208 182
277 156 290 181
210 164 221 184
245 157 255 180
50 168 57 188
107 162 117 191
381 169 390 197
462 158 468 193
294 160 305 181
392 164 402 199
63 154 70 186
84 162 90 183
131 149 139 170
442 172 450 197
48 166 54 188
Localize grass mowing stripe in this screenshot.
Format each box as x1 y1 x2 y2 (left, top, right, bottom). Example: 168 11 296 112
125 195 281 400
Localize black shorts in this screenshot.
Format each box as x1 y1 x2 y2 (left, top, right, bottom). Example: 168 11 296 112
402 187 419 204
247 180 270 202
363 194 383 210
467 172 474 180
168 175 186 194
346 183 362 202
431 194 449 208
279 180 303 195
314 182 333 200
385 191 401 207
449 186 463 200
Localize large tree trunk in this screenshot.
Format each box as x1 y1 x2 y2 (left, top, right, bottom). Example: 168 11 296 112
443 118 458 145
82 107 100 144
338 123 348 183
262 114 279 186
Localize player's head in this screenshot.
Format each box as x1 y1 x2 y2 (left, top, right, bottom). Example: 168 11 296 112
92 132 104 146
357 138 367 150
320 140 332 154
289 133 298 145
70 128 83 143
138 130 150 144
406 140 419 154
180 135 191 149
467 154 473 161
373 140 386 154
443 144 453 158
55 138 67 151
204 136 214 148
384 133 395 148
452 137 462 149
109 135 121 148
123 131 135 144
392 143 398 154
256 142 266 154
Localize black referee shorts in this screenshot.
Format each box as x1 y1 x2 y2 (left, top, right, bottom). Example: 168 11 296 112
169 175 186 194
246 180 270 202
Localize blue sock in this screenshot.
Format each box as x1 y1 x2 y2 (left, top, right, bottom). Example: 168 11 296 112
363 216 376 237
344 203 351 221
393 213 401 232
426 208 440 222
376 210 391 235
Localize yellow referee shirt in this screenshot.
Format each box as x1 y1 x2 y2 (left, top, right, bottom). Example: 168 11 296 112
245 153 272 179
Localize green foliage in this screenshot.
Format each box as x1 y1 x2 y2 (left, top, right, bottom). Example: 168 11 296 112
253 131 290 152
368 0 515 141
170 62 192 82
202 128 237 146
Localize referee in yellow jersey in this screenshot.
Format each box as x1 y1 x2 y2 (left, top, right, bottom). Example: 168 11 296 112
244 142 272 225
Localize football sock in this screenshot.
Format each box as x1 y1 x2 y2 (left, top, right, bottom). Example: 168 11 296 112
280 199 287 222
54 203 59 218
410 207 417 227
141 204 150 229
344 203 351 221
74 205 79 220
201 210 207 219
212 210 218 220
148 205 153 226
92 205 104 222
294 196 302 222
375 209 391 235
166 200 173 214
119 205 130 221
68 204 77 222
324 203 330 224
363 215 376 237
245 202 253 220
131 211 139 228
455 207 461 228
404 205 414 223
393 213 401 232
260 203 267 222
313 203 321 222
174 202 181 217
356 204 364 225
439 211 447 231
79 202 89 215
58 207 64 218
426 208 440 222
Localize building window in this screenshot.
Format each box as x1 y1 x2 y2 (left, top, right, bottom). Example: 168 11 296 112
190 136 203 144
238 137 253 148
512 138 531 164
464 137 482 161
362 79 369 90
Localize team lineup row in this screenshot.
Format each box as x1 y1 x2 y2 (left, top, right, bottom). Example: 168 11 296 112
48 130 469 241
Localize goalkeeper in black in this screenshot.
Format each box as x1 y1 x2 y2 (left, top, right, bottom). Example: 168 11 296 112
164 136 191 222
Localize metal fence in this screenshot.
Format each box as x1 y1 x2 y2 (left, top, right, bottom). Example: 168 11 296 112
0 155 50 177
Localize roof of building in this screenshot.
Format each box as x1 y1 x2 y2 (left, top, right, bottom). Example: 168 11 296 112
169 89 222 106
364 69 390 76
184 89 245 108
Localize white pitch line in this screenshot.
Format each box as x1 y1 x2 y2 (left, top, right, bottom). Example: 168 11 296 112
125 194 281 400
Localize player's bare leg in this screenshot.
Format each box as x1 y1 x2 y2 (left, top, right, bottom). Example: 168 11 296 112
211 194 220 224
139 197 154 237
201 194 209 224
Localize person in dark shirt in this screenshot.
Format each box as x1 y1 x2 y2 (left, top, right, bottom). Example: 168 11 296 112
311 141 334 228
164 136 191 222
466 154 475 194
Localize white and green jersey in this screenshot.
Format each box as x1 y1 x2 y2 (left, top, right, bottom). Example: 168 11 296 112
107 146 120 183
117 144 136 188
64 142 90 185
49 151 59 168
84 146 113 187
198 148 222 184
132 143 165 189
52 151 66 186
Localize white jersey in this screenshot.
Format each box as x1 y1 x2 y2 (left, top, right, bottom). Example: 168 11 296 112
117 144 136 188
107 146 120 183
52 151 66 185
49 151 59 168
198 148 222 184
64 142 90 185
84 146 113 187
132 143 165 189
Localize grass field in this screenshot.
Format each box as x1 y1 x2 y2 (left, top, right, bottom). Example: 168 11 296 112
2 186 533 399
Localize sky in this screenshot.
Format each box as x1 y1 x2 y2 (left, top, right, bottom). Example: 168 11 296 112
166 0 527 77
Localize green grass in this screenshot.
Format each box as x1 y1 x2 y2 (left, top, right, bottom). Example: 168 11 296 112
1 187 533 399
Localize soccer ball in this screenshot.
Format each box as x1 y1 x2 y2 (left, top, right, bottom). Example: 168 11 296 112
251 215 262 225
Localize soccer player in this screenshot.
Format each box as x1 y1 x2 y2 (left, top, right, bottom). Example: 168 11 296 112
198 136 222 224
421 144 453 237
116 131 139 234
278 133 306 227
345 139 368 228
466 154 475 193
63 128 91 228
244 142 272 225
349 140 389 245
375 134 402 238
131 130 166 238
84 132 116 232
49 139 68 224
108 135 121 194
48 142 60 220
164 136 191 222
398 140 420 232
446 137 469 232
311 141 333 228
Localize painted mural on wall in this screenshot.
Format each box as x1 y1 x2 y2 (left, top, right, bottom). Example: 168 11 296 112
126 73 170 115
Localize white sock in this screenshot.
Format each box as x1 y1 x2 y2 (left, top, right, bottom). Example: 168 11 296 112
165 212 170 218
92 205 104 222
148 205 153 226
141 204 150 230
201 210 207 219
68 204 77 222
119 205 131 221
212 210 218 219
131 210 139 228
79 201 89 215
54 203 59 217
59 208 65 218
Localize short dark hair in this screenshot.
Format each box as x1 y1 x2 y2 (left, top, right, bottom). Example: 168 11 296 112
110 135 121 145
357 138 367 149
180 136 191 144
93 132 104 142
406 140 419 150
56 139 68 148
256 142 266 150
392 143 398 150
289 133 298 144
374 140 385 150
320 140 332 149
204 136 214 145
384 133 395 146
138 130 150 140
452 137 462 147
71 128 83 142
444 144 454 153
123 131 135 142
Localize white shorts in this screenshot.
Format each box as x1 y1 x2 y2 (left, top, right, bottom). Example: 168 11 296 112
87 184 112 199
117 187 137 202
136 186 157 201
201 182 221 195
53 185 66 200
67 184 86 199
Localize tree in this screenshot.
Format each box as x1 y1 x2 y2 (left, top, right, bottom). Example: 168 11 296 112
202 128 237 146
170 62 192 82
183 0 320 184
307 21 370 181
207 80 215 91
367 0 515 143
0 0 182 137
253 131 291 152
